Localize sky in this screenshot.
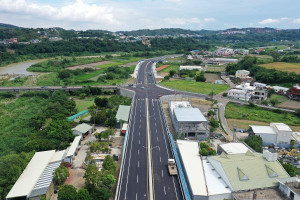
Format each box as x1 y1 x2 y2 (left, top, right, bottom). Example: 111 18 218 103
0 0 299 31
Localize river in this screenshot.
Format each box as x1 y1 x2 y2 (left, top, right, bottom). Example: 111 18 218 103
0 60 43 76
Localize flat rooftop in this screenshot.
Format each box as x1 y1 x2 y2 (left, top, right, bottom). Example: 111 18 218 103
219 143 251 154
271 123 292 132
177 140 207 196
116 105 131 122
250 125 276 135
174 108 207 122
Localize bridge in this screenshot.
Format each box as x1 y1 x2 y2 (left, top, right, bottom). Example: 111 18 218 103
0 85 119 97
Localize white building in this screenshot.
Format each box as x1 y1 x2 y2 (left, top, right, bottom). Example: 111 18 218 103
253 82 267 88
180 65 202 71
177 140 232 200
64 136 82 164
217 142 252 155
235 70 250 79
6 150 66 200
235 82 256 92
273 86 289 95
169 101 208 138
249 123 293 146
227 89 253 101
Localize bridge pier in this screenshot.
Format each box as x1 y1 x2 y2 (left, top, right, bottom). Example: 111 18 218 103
14 90 19 98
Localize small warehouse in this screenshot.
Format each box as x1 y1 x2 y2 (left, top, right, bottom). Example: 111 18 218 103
217 142 252 155
116 105 131 127
6 150 66 200
64 136 82 164
72 123 93 137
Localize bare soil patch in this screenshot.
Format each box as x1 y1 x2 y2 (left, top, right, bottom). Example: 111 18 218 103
279 100 300 110
157 65 170 72
204 73 221 83
120 61 139 67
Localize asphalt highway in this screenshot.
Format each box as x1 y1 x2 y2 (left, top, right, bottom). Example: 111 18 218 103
116 61 184 200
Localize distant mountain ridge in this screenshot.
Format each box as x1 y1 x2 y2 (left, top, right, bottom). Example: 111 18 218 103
0 23 19 29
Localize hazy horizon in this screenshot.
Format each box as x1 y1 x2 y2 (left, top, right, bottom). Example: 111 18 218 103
0 0 299 31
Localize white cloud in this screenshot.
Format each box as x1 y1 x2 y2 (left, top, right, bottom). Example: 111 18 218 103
0 0 120 25
259 18 280 24
293 18 300 23
203 18 216 22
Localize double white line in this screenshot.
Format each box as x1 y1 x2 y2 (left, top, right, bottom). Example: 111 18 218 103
146 98 154 200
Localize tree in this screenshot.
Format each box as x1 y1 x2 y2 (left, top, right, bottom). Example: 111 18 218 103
76 188 92 200
268 88 275 97
58 185 77 200
270 98 279 106
94 110 107 125
244 135 263 153
295 109 300 118
207 110 216 117
106 117 117 127
281 162 296 177
210 118 219 128
169 70 176 77
101 173 116 190
102 155 117 175
53 165 70 186
58 70 71 79
95 97 108 108
164 75 170 80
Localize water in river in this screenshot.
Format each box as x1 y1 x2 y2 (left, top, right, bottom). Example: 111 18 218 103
0 60 42 76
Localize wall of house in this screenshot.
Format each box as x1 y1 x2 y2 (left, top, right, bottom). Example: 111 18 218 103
276 130 293 145
256 133 277 144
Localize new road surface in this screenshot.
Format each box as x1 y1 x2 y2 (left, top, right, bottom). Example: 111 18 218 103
116 60 184 200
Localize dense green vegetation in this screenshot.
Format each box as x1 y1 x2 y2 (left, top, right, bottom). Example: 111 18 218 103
160 80 229 95
28 57 105 72
0 90 77 199
225 102 300 126
199 142 216 156
226 56 300 86
58 185 92 200
244 135 263 153
90 95 131 127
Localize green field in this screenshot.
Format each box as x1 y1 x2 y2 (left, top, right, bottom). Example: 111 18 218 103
160 64 180 73
75 99 94 111
225 102 300 126
159 80 229 95
269 94 288 104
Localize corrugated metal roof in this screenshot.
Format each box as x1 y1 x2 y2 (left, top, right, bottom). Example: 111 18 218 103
72 123 93 134
6 150 56 199
208 152 290 191
29 161 61 197
174 108 207 122
116 105 131 122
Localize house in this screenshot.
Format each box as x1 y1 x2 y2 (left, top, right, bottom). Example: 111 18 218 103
6 150 66 200
227 89 253 101
176 140 232 200
72 123 93 137
273 86 289 95
252 86 268 103
287 85 300 101
169 101 208 139
235 70 250 79
249 123 293 147
179 66 202 71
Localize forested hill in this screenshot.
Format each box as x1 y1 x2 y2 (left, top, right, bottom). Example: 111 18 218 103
0 23 19 29
116 28 215 36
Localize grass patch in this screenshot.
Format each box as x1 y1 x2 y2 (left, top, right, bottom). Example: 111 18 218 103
260 62 300 74
36 73 62 86
159 80 229 95
225 102 300 126
75 99 94 112
269 94 288 104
